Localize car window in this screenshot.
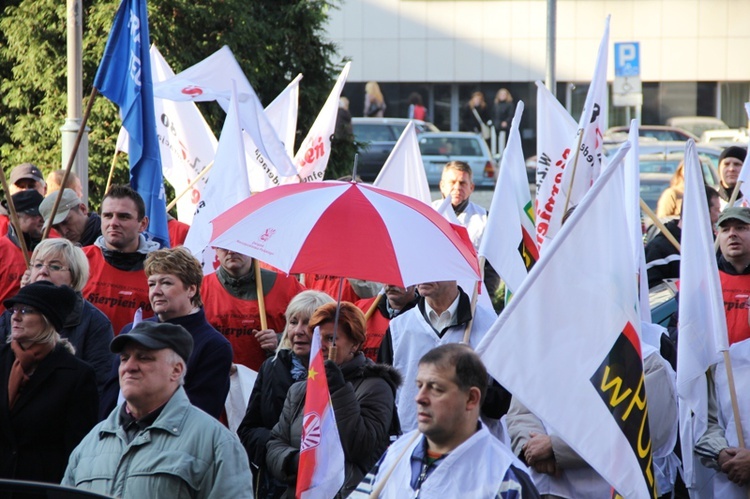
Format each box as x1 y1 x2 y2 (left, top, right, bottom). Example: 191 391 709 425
419 137 483 156
639 159 680 174
353 124 395 142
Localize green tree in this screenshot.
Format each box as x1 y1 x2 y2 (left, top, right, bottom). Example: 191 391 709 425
0 0 351 210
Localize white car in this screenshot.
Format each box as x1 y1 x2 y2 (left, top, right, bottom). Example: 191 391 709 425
418 132 497 187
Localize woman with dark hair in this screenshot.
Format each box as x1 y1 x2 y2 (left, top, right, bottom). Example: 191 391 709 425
266 301 401 498
238 290 335 499
0 281 98 486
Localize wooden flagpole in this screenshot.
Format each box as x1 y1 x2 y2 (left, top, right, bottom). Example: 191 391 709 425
43 86 98 240
364 293 383 322
639 198 680 252
254 259 268 331
166 160 215 212
104 149 120 196
463 256 485 345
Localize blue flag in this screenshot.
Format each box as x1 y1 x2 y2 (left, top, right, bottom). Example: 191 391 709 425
94 0 169 247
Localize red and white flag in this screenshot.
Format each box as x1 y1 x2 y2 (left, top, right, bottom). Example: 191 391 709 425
297 327 345 499
153 45 297 178
476 142 658 498
183 84 250 274
534 81 577 252
374 120 431 205
291 63 351 184
479 101 537 296
677 139 728 486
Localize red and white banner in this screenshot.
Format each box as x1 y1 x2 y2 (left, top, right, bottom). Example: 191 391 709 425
290 62 351 183
677 140 729 485
477 142 657 498
183 85 250 274
296 327 345 498
374 121 432 205
479 101 537 296
534 81 577 253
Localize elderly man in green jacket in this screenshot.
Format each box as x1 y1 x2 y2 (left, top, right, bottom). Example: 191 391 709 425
62 321 253 498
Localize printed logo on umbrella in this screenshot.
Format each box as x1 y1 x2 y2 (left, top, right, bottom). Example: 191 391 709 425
260 228 276 242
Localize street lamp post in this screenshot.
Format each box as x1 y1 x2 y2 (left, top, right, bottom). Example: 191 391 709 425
61 0 89 204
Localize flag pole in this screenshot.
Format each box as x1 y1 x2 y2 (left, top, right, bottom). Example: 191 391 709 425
364 293 383 322
639 198 680 252
463 256 485 344
166 160 215 211
329 277 345 361
562 130 586 216
721 351 747 449
43 86 98 240
253 259 268 331
104 149 120 195
367 431 421 498
0 171 30 268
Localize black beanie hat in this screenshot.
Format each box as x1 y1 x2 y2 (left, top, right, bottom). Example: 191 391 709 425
4 281 76 331
719 146 747 165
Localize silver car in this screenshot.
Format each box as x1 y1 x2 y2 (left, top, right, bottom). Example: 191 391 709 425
418 132 498 187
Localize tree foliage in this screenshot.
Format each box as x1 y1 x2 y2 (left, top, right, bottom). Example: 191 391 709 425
0 0 351 209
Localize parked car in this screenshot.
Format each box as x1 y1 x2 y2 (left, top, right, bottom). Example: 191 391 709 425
700 128 749 146
418 132 498 187
352 117 439 181
604 140 724 168
650 279 678 328
604 125 698 143
639 152 719 211
665 116 729 139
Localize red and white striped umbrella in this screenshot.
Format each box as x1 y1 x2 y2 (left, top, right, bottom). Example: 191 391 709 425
209 181 480 287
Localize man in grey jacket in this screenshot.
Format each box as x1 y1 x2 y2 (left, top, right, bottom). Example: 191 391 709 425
62 321 253 498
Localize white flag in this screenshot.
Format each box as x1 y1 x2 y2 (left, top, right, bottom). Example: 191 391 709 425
292 62 351 183
537 17 610 253
534 81 577 252
677 139 729 485
183 85 250 274
374 121 431 205
153 45 297 178
622 119 652 323
737 102 750 185
479 101 537 296
477 143 657 498
115 46 218 225
245 74 303 192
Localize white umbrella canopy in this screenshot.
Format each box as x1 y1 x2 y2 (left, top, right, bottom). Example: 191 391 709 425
209 180 480 287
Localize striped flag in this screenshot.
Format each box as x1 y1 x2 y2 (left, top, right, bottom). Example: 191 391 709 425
296 327 345 498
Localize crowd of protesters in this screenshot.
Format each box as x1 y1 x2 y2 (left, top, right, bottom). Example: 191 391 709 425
0 143 749 498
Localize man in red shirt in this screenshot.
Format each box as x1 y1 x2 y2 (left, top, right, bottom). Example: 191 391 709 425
202 247 305 370
717 207 750 345
82 185 159 333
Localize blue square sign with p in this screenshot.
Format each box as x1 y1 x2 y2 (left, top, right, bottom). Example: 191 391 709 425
614 42 640 77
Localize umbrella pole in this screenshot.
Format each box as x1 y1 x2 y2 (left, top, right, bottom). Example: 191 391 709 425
254 259 268 330
328 277 346 361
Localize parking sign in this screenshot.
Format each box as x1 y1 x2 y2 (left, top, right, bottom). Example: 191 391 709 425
614 42 640 77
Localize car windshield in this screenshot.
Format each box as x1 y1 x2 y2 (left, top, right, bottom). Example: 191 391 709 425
419 137 483 156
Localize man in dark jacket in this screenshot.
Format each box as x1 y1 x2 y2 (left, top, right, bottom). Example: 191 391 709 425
646 185 720 288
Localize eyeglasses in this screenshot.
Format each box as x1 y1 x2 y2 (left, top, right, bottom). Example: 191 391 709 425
31 262 69 273
11 306 39 316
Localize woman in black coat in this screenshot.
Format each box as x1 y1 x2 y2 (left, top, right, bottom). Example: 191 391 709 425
266 302 402 498
238 290 334 499
0 281 98 486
